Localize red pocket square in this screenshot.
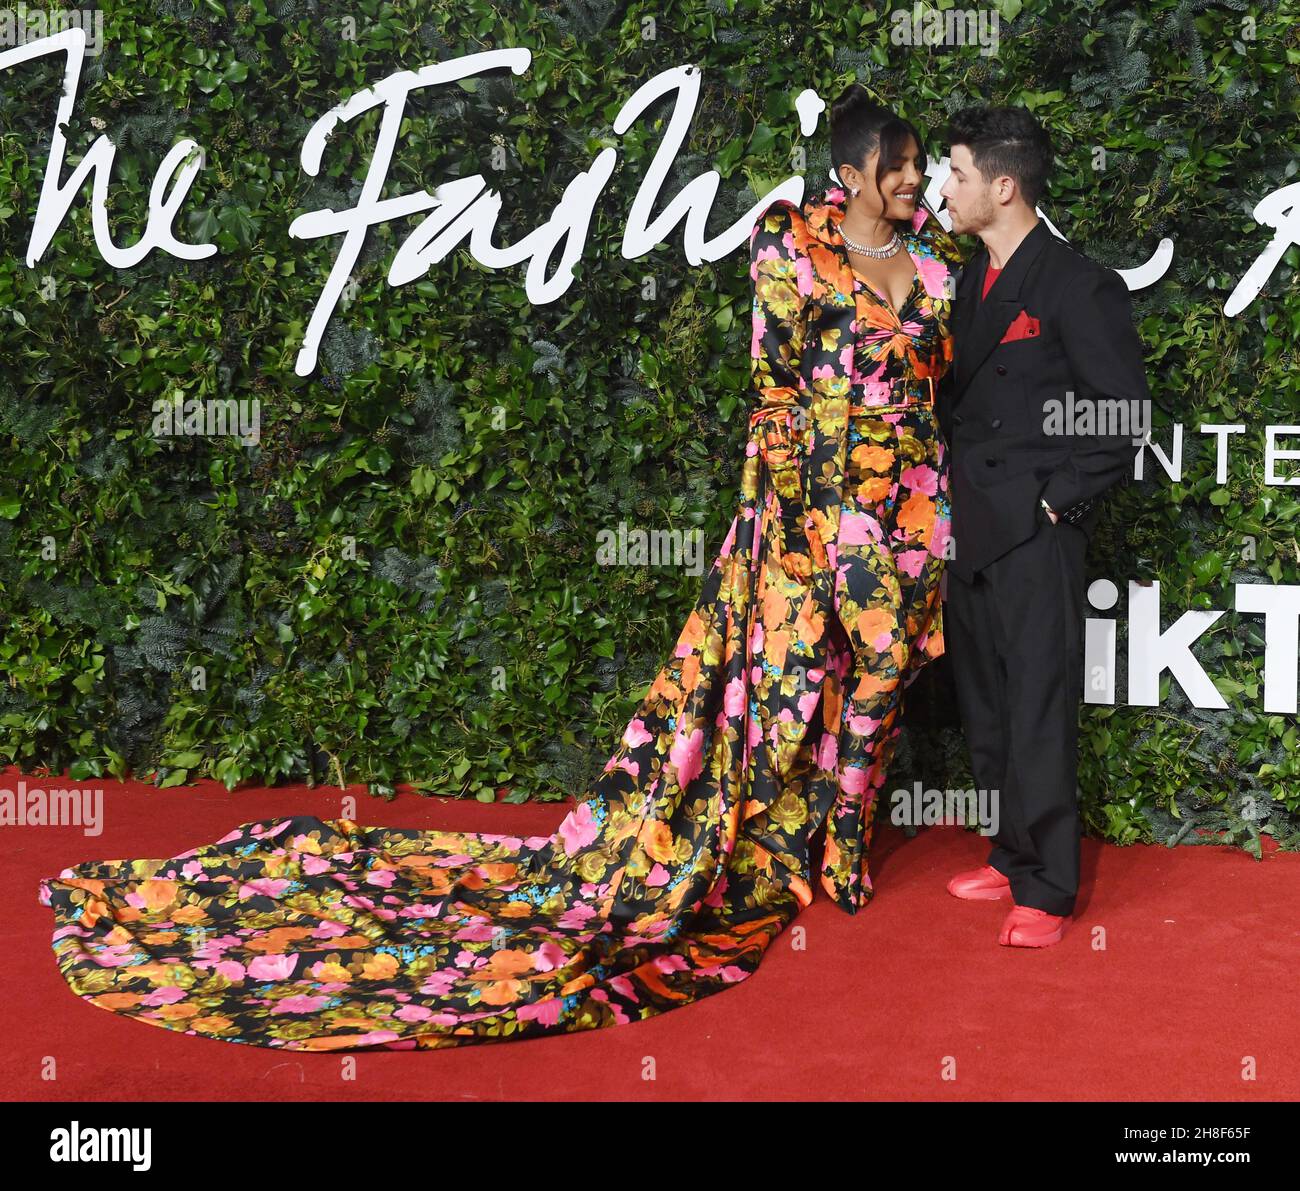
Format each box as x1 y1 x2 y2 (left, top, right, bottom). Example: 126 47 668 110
1001 311 1041 343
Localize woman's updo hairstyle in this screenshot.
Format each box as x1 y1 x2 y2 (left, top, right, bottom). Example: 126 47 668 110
829 84 928 226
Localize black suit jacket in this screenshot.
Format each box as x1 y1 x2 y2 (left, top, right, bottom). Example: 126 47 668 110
936 219 1147 582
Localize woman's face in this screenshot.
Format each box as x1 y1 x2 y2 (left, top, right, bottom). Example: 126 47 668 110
847 134 924 222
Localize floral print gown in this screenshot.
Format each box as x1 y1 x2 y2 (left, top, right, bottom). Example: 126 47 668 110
38 186 963 1051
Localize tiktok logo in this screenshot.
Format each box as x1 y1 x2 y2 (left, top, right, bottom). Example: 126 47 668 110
1084 580 1300 713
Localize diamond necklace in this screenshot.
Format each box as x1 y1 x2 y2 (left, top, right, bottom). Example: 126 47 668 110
839 224 902 259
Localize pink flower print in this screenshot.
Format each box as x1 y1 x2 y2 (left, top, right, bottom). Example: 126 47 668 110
724 675 746 718
670 725 705 787
795 253 814 295
695 963 749 983
364 868 396 888
653 953 690 976
609 974 641 1003
916 253 949 298
556 902 599 930
302 854 332 876
248 954 298 981
191 936 231 961
272 994 333 1015
311 920 349 939
798 689 820 722
531 941 569 973
840 764 870 796
91 944 138 968
214 959 247 982
838 510 882 547
393 1004 434 1023
557 800 599 855
141 986 187 1007
52 924 92 941
896 549 928 579
848 713 881 737
250 819 292 840
419 969 460 996
900 463 938 496
516 998 566 1026
646 863 672 887
454 922 499 943
622 718 653 749
929 514 952 558
238 877 291 901
817 732 839 771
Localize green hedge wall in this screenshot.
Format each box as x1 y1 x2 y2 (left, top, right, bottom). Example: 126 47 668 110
0 0 1297 855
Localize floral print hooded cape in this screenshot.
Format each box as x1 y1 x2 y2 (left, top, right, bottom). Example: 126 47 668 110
36 185 961 1051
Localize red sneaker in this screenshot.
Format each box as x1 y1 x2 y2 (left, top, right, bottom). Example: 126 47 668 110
946 864 1012 900
998 904 1068 947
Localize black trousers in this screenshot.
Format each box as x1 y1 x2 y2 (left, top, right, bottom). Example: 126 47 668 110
944 508 1088 916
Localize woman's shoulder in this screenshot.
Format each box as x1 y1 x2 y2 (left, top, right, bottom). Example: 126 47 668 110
750 197 807 250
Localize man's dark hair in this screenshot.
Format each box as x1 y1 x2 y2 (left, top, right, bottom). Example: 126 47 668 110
946 105 1052 208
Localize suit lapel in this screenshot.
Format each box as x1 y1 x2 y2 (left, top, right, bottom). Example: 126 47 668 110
953 220 1053 397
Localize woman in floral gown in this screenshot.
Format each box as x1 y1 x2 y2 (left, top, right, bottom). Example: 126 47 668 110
38 91 963 1051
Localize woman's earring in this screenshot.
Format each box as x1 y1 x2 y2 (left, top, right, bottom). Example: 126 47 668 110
850 187 859 196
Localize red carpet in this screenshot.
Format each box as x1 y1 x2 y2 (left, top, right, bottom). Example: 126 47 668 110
4 767 1296 1101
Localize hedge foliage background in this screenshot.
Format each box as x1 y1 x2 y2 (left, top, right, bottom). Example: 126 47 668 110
0 0 1297 854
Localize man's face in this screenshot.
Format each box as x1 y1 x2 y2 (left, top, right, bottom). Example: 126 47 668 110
940 143 996 235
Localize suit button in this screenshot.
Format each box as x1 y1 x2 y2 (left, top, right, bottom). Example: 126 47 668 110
954 414 964 425
995 365 1007 376
985 458 997 467
990 418 1002 429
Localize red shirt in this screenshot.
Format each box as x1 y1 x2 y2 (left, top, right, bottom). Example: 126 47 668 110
981 264 1002 299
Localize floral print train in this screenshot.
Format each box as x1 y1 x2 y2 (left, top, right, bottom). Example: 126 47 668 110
38 185 962 1050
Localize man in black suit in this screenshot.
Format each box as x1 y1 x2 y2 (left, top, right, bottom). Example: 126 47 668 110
935 106 1147 947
